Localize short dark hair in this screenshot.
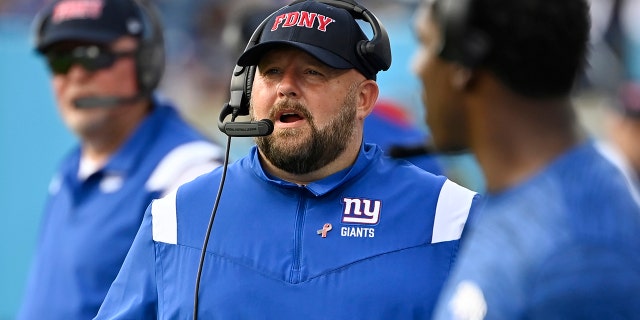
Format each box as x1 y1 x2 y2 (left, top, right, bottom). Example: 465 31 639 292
433 0 591 98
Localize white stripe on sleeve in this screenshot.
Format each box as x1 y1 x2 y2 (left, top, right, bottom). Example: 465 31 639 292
432 179 477 244
151 190 178 244
145 141 222 194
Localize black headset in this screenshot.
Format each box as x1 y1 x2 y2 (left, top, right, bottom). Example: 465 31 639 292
218 0 392 135
134 0 165 96
434 0 490 67
33 0 165 96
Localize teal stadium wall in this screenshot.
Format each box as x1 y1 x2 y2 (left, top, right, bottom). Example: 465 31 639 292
0 17 74 319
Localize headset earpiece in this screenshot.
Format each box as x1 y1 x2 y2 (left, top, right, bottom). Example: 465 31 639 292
355 8 391 73
32 9 49 50
132 0 165 95
436 0 490 68
243 66 257 112
224 64 256 117
225 9 278 117
320 0 391 73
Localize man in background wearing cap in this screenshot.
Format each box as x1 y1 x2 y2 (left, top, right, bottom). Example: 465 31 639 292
17 0 223 319
94 0 480 318
413 0 640 318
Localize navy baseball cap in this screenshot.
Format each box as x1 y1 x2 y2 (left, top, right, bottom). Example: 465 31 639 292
35 0 145 53
237 0 376 79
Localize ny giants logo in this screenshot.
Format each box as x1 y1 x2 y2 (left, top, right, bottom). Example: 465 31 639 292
53 0 104 23
271 11 335 32
342 197 381 225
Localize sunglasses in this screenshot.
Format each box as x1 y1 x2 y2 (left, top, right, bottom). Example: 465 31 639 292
45 45 137 75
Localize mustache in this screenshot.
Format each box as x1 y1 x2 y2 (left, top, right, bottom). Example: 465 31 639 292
268 99 313 121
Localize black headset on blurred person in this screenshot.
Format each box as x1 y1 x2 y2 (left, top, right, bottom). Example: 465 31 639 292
33 0 165 108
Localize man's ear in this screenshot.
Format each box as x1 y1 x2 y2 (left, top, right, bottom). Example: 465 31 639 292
358 79 380 120
451 65 473 90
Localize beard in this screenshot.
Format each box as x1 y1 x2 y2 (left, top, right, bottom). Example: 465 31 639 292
253 84 358 175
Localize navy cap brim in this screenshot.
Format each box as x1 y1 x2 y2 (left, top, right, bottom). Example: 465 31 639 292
237 41 354 70
37 28 121 52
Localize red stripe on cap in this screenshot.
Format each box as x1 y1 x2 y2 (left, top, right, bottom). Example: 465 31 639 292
52 0 104 23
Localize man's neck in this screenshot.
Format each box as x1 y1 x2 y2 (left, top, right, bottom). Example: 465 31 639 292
471 88 583 193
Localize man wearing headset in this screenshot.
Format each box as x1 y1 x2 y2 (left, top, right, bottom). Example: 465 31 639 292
95 0 480 318
18 0 223 319
222 2 445 176
412 0 640 318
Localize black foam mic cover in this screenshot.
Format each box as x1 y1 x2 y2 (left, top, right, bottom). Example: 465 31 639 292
217 102 274 137
220 119 274 137
388 143 436 158
73 94 143 108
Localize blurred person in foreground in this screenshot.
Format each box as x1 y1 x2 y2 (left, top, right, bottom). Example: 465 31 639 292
412 0 640 318
18 0 223 319
94 0 480 318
